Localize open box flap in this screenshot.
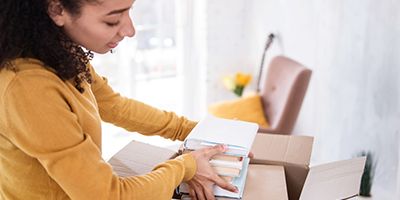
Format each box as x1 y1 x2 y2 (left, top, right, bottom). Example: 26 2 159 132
299 157 366 200
250 134 314 166
108 140 178 177
250 133 314 200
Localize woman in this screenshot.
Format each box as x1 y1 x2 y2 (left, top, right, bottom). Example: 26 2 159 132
0 0 237 199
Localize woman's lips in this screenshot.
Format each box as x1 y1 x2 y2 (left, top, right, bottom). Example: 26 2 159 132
108 42 119 48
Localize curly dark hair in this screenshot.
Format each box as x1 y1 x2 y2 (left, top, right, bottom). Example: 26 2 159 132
0 0 98 92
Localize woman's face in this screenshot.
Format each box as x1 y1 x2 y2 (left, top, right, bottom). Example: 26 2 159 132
51 0 136 54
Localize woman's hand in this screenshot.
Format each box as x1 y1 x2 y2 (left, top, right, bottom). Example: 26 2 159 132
248 151 254 159
187 145 238 200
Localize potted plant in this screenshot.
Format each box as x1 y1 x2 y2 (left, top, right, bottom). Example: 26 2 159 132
357 151 376 198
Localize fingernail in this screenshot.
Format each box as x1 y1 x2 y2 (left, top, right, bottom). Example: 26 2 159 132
222 144 228 151
234 186 239 193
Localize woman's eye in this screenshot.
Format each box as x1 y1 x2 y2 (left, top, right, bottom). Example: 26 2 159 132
105 21 120 27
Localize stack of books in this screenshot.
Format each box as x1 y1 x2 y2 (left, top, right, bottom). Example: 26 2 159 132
210 154 247 182
179 115 259 199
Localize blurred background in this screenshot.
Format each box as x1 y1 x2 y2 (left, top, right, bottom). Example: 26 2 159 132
93 0 400 199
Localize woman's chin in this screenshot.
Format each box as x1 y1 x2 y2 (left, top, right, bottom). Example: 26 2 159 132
92 48 112 54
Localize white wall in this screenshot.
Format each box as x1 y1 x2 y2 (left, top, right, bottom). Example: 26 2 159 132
398 149 400 198
203 0 400 198
204 0 257 104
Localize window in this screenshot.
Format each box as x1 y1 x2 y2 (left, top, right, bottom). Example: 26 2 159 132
92 0 183 160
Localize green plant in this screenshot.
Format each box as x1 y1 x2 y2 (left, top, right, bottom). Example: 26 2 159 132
358 151 375 197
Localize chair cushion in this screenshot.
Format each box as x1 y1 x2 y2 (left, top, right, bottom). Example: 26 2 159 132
208 94 270 128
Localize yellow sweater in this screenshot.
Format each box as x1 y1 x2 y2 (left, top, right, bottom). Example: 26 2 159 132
0 58 197 200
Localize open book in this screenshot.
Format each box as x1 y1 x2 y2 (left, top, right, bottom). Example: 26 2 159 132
179 115 259 199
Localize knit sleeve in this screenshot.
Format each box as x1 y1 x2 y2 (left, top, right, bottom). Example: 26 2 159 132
89 64 197 141
3 71 196 200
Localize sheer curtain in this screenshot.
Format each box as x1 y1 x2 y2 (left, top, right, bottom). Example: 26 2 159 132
93 0 191 160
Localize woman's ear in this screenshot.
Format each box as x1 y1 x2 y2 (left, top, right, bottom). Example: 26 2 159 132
47 0 66 26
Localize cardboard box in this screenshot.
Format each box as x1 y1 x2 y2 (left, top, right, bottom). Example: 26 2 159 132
108 140 178 177
250 134 366 200
108 134 366 200
182 164 289 200
243 164 288 200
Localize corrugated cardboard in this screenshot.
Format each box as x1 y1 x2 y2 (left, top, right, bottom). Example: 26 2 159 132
180 164 288 200
299 157 366 200
108 140 178 177
108 134 365 200
250 133 366 200
243 165 288 200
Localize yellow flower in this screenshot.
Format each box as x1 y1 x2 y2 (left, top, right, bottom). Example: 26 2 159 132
235 73 252 86
222 72 252 97
223 75 235 90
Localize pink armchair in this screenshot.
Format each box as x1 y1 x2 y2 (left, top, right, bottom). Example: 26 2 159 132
258 56 312 134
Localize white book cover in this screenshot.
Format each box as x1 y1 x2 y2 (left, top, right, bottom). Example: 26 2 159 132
184 115 259 156
180 157 251 199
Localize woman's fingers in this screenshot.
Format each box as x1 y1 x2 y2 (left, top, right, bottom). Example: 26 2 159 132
211 174 238 193
248 151 254 159
188 176 218 200
203 144 227 159
189 144 238 199
203 184 216 200
192 181 206 200
188 182 197 200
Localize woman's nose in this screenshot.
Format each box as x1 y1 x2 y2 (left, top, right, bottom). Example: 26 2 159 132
119 17 135 38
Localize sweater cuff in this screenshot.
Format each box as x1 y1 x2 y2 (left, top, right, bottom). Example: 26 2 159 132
179 120 198 141
176 153 197 181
